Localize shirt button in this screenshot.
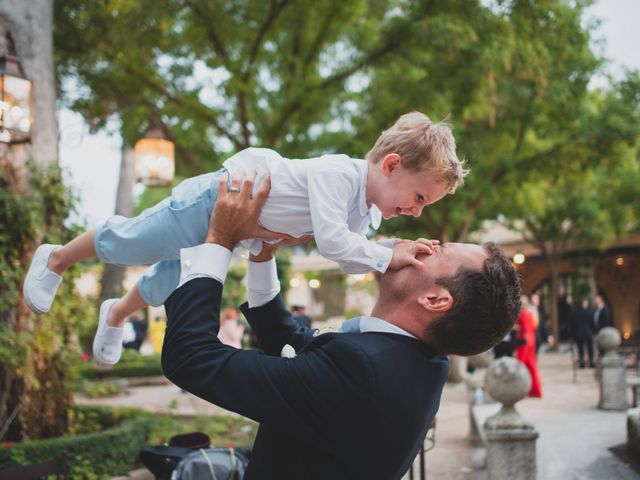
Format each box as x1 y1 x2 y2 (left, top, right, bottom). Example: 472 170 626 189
377 261 384 268
184 259 191 269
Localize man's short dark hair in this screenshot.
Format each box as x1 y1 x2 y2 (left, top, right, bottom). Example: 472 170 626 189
424 242 521 356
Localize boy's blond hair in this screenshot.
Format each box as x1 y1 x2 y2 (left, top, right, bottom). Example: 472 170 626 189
366 112 468 193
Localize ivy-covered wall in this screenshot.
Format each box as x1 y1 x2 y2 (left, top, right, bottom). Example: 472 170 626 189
0 163 95 441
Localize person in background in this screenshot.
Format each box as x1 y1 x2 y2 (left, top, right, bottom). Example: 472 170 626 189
516 295 543 398
291 305 312 329
494 329 526 359
570 298 595 368
148 316 166 354
218 307 245 349
530 293 552 353
557 291 572 342
593 294 612 332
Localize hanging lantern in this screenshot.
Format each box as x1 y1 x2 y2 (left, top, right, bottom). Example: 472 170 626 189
0 53 33 144
134 126 175 187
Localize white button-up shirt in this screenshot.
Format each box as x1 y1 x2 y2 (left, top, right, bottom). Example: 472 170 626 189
223 148 392 274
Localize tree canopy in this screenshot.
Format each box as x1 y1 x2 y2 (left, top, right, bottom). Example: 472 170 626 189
55 0 639 242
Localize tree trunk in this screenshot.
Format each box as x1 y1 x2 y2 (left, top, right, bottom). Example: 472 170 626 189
99 146 134 302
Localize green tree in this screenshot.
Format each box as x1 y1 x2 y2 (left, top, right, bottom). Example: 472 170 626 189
506 74 640 342
54 0 440 173
360 0 604 243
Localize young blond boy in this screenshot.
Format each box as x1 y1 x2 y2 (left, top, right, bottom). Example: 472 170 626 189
23 112 466 365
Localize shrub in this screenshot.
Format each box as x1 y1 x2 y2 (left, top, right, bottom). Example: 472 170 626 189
80 380 122 398
151 412 258 447
0 406 155 477
81 351 163 379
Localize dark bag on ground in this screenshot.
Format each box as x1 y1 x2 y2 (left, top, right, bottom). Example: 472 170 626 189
140 431 250 480
172 447 250 480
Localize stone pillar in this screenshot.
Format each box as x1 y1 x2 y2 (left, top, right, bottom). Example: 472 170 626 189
484 357 538 480
628 408 640 460
596 327 628 410
467 350 493 441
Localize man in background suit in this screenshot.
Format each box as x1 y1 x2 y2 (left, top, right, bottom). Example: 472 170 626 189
571 298 596 368
161 173 521 479
593 294 612 332
291 305 312 329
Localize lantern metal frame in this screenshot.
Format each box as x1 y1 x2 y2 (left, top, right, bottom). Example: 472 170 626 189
134 124 175 187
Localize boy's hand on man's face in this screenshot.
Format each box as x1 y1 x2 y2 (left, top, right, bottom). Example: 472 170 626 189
205 171 292 249
388 238 439 270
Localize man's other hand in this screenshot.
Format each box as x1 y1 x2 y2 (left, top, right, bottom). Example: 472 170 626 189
250 235 314 263
205 171 291 249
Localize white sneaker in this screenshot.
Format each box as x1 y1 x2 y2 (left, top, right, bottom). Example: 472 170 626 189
23 244 63 314
93 299 124 366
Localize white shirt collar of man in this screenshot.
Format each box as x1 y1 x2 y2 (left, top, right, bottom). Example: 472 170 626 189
280 316 416 358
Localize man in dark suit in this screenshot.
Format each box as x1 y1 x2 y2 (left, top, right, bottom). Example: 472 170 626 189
161 173 521 479
593 294 612 332
291 305 312 329
570 298 595 368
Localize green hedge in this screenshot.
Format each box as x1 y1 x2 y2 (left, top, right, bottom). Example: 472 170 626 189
0 406 156 478
82 352 163 379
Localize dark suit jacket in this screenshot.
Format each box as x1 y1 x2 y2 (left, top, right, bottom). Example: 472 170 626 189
594 305 612 332
162 277 449 480
570 308 594 341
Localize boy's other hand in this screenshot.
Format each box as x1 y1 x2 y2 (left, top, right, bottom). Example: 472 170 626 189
205 171 292 249
388 238 439 270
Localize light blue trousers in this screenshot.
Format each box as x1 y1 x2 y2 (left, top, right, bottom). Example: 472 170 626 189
94 170 225 306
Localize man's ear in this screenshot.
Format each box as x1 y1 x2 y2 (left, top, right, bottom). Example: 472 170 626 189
417 287 453 313
381 153 402 176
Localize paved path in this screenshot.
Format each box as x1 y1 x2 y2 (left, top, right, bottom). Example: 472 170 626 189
89 349 638 479
408 350 638 479
77 383 236 417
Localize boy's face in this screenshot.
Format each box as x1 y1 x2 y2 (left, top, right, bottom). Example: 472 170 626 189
373 154 450 220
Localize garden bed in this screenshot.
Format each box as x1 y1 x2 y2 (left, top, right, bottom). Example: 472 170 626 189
0 406 155 477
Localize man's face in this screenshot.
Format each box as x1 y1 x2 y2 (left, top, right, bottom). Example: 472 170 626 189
383 242 488 292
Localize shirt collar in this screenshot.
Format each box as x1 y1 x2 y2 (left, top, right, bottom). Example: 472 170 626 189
358 316 417 339
355 160 382 230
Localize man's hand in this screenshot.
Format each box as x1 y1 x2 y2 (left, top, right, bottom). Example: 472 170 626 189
205 171 291 249
250 235 314 263
388 238 440 270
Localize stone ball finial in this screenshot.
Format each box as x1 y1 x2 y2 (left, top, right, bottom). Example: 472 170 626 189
596 327 621 356
485 357 531 408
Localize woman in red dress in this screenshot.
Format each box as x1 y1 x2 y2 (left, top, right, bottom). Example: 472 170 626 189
516 295 543 398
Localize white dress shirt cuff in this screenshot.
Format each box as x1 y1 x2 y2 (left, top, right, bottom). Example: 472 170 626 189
370 242 394 273
247 258 281 308
177 243 232 288
376 238 397 249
